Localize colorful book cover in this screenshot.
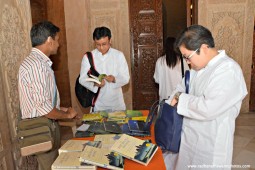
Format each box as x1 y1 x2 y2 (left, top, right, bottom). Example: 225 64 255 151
52 152 96 170
110 134 158 166
80 145 124 170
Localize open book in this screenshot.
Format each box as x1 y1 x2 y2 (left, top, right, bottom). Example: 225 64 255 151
110 134 158 166
85 74 106 85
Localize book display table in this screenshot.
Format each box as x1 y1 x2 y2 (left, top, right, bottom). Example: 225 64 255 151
75 110 166 170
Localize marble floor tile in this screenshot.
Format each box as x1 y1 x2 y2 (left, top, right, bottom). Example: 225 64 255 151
232 150 255 169
244 137 255 153
232 112 255 170
234 135 253 148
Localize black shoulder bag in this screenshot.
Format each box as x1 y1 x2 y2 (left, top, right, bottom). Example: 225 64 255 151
75 52 100 108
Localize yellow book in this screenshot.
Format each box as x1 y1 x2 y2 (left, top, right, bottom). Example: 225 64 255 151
110 134 158 166
82 113 102 122
131 116 147 122
52 152 96 170
108 111 126 118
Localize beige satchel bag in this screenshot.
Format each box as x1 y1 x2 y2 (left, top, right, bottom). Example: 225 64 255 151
17 117 54 156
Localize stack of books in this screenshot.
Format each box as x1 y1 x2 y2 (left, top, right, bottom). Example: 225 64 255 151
107 111 127 124
52 140 101 170
52 152 96 170
53 134 158 170
79 134 158 169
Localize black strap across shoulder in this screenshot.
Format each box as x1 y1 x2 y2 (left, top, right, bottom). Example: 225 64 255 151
86 52 101 107
86 52 99 77
180 57 184 78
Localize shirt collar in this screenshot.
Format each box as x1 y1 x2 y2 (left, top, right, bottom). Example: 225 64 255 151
206 50 225 67
96 47 112 56
32 48 53 67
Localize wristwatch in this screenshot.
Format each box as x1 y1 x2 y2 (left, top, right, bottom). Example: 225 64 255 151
174 92 182 103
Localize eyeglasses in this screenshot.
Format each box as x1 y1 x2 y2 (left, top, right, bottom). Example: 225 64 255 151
95 41 110 48
182 48 199 61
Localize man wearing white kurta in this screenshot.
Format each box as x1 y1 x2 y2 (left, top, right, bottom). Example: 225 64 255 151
79 26 130 112
168 25 247 170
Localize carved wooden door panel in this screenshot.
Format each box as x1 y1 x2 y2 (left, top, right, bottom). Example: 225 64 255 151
129 0 163 109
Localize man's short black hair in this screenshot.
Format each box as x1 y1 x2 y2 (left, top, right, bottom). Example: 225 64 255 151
93 26 111 40
175 25 215 53
30 21 60 47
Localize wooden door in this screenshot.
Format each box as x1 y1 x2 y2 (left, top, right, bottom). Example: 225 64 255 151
250 29 255 111
129 0 163 109
187 0 198 26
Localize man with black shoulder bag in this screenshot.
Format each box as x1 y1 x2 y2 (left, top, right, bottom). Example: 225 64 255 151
18 21 79 170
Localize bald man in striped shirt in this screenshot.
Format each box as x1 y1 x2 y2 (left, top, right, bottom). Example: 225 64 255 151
18 21 78 170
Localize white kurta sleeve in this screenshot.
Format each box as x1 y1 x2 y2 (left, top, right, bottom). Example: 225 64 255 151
79 54 99 93
177 62 247 120
153 58 160 84
111 52 130 89
165 78 186 104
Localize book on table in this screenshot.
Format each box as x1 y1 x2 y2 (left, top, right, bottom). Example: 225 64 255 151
107 111 126 119
52 152 96 170
94 134 122 149
127 107 154 133
58 139 102 154
80 145 124 170
82 113 103 122
121 107 154 137
87 121 122 134
126 110 143 118
110 134 158 166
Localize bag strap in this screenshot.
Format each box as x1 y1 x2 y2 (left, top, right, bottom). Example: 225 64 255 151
86 52 99 77
185 70 190 94
146 100 160 125
180 57 184 78
86 52 100 108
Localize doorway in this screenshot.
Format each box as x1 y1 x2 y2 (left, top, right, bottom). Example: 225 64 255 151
30 0 71 107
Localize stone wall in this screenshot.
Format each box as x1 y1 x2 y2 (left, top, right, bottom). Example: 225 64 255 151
198 0 255 113
0 0 34 169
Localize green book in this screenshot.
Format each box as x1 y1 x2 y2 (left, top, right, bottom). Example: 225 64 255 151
126 110 143 118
